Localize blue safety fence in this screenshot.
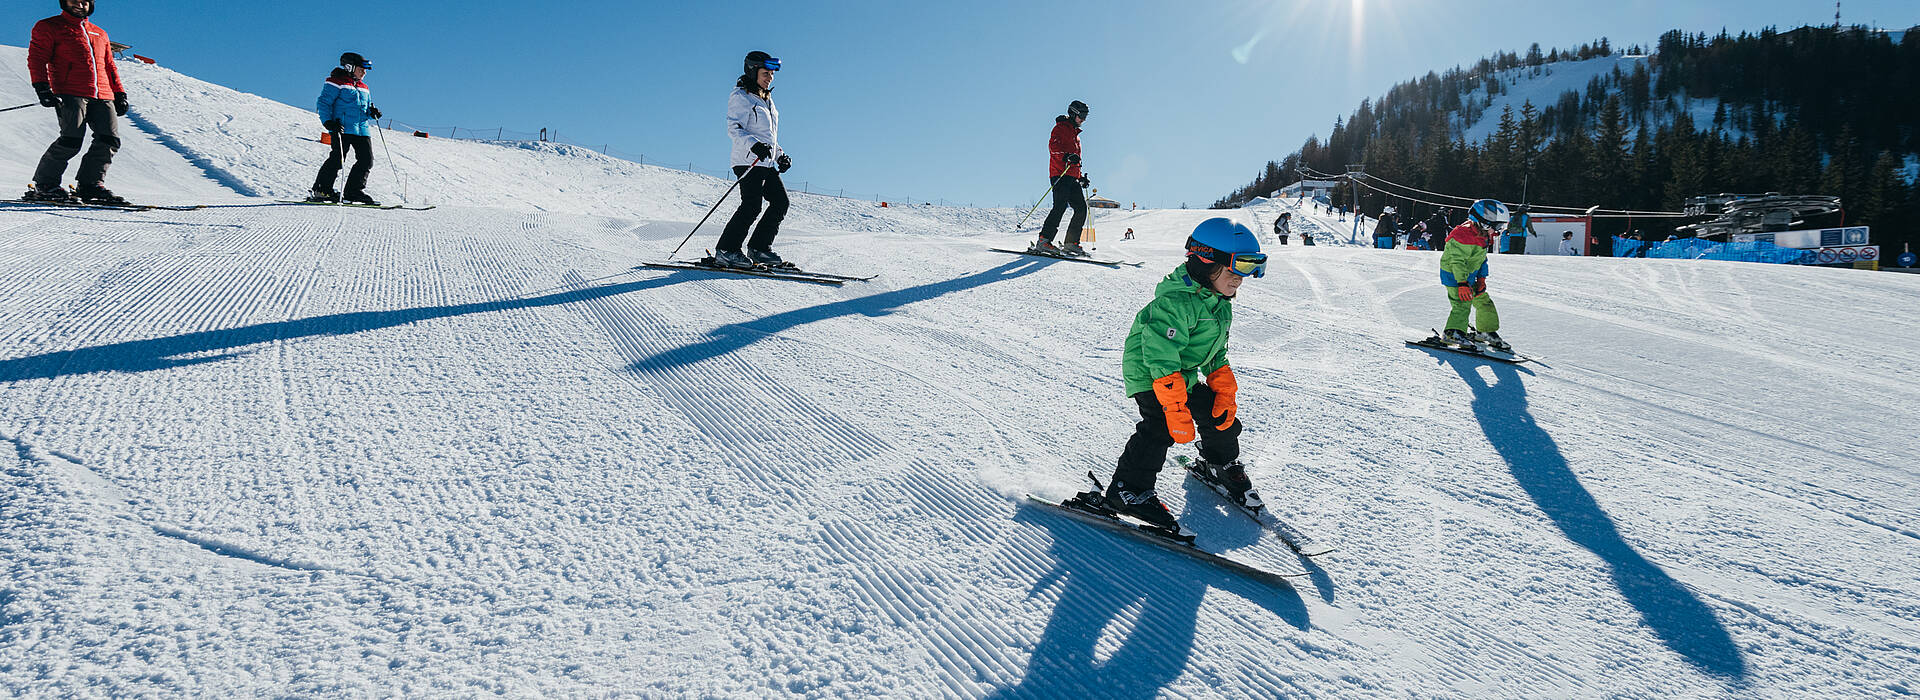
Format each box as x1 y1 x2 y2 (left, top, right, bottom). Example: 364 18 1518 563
1612 236 1817 265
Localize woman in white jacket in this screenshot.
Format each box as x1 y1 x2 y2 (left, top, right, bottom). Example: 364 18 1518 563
714 51 793 269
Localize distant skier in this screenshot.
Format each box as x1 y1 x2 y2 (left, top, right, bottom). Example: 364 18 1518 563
1373 206 1399 249
1505 205 1537 254
1408 220 1429 250
24 0 131 205
308 52 383 205
1437 199 1510 352
1124 227 1135 240
1071 218 1267 536
1032 100 1091 257
713 50 792 269
1273 211 1291 245
1559 231 1580 256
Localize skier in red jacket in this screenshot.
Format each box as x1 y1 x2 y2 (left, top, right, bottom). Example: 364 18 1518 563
1031 100 1091 257
24 0 130 205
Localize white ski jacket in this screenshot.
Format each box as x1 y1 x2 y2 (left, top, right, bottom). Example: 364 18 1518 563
727 87 782 169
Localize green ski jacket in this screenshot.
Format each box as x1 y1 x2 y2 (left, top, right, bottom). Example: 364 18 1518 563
1122 264 1233 395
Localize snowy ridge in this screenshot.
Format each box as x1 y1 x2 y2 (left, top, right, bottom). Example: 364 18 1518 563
2 45 1919 698
1457 56 1732 144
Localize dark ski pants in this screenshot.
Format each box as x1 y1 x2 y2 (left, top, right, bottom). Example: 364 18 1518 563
1506 236 1527 254
34 95 119 189
1039 177 1087 245
1276 234 1288 245
1112 384 1241 492
314 133 374 195
718 165 789 253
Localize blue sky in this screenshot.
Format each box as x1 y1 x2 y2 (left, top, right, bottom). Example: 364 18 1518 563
6 1 1915 208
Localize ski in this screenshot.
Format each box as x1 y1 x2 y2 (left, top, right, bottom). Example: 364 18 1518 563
273 200 437 211
987 248 1137 268
1174 455 1334 557
1 198 201 212
1405 329 1533 364
636 260 872 286
1024 491 1307 584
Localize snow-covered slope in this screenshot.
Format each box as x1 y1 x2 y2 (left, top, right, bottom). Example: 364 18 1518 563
1457 56 1729 143
3 47 1918 698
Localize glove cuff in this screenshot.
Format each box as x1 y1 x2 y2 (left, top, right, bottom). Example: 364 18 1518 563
1151 373 1189 412
1205 365 1237 395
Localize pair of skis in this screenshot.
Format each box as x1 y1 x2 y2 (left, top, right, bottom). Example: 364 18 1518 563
2 197 203 212
1025 458 1332 585
273 200 437 211
638 256 876 286
1404 329 1536 364
987 247 1141 268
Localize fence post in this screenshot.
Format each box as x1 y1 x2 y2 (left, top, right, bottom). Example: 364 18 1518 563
497 127 503 140
451 127 458 139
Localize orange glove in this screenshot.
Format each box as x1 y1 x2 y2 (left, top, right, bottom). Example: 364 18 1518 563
1151 373 1196 444
1206 365 1238 431
1455 284 1476 302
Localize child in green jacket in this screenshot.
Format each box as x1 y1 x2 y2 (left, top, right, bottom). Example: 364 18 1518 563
1438 199 1512 353
1080 218 1267 536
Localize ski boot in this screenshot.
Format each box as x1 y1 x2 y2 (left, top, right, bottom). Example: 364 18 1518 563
1028 237 1064 256
1058 242 1089 258
21 184 73 203
1475 330 1511 353
343 191 380 206
746 247 793 269
307 188 341 204
73 185 130 206
1191 458 1264 512
1105 481 1191 537
710 249 758 269
1443 328 1479 349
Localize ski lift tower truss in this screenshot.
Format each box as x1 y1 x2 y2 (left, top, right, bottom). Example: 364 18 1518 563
1346 165 1366 243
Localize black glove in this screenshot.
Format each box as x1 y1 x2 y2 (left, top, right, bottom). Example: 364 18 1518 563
113 92 128 116
34 82 56 108
323 119 343 133
776 154 792 173
750 142 773 160
367 106 382 120
1063 153 1081 165
1076 176 1090 189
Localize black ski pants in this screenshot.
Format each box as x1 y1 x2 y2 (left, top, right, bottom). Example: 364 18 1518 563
1507 236 1528 254
315 133 374 195
718 165 789 253
1112 383 1241 492
34 95 119 189
1039 176 1087 245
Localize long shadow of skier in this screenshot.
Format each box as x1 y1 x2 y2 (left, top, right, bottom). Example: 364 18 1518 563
0 273 690 384
988 507 1309 699
1439 355 1747 680
629 258 1052 373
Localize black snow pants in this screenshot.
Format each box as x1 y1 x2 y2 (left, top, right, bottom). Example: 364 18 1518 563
1039 176 1088 245
1112 384 1242 492
34 95 119 189
718 165 789 253
314 133 374 195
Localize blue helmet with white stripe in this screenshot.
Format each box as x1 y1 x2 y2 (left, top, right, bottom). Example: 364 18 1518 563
1468 199 1511 232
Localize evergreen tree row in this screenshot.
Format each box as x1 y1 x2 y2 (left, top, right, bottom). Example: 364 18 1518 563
1215 25 1919 259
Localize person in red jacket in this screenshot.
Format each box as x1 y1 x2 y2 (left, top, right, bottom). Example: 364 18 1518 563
24 0 129 205
1031 100 1091 257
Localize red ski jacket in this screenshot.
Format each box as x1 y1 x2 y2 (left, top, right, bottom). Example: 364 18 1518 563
1048 116 1082 179
28 13 123 100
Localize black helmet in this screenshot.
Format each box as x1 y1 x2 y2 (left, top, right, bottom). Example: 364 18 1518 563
744 51 781 75
340 52 372 70
1067 100 1089 120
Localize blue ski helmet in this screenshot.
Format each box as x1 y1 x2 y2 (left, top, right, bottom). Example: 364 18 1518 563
1185 218 1266 278
1468 199 1511 232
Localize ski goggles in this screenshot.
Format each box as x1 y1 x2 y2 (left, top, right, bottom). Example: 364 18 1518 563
1224 252 1268 278
753 57 781 72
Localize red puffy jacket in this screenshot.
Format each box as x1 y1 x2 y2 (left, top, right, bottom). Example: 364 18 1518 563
29 13 123 100
1048 116 1082 179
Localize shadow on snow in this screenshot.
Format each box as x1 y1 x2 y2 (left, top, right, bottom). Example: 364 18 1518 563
0 274 690 384
1439 354 1748 680
989 507 1309 699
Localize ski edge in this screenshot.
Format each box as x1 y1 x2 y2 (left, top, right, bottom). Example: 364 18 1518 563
0 198 200 212
272 200 436 211
1173 456 1336 557
1023 495 1308 583
987 248 1133 267
636 262 850 286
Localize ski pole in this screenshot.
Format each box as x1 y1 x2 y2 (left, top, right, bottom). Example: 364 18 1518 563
1013 169 1072 232
374 111 403 200
1 103 37 113
668 156 763 259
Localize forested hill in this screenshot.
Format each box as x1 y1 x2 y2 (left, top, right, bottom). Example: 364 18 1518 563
1217 25 1920 247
